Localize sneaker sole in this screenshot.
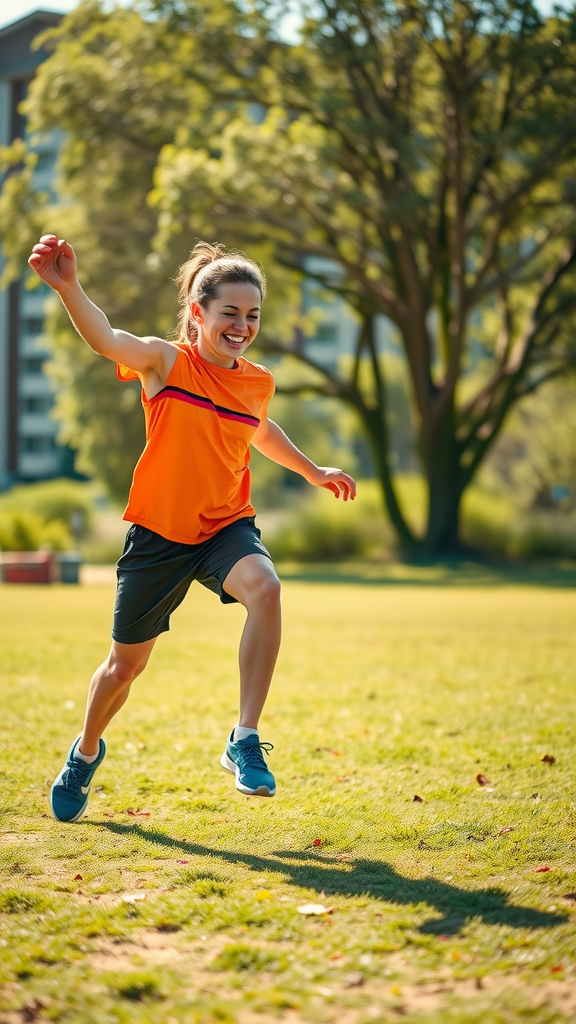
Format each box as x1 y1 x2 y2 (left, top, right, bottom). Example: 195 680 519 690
220 752 276 798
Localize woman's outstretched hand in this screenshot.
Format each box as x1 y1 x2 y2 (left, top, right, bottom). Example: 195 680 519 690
312 467 357 500
28 235 77 292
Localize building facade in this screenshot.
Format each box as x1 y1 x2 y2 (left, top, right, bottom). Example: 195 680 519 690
0 9 71 492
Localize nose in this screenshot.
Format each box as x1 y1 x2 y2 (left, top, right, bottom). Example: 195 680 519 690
232 317 251 334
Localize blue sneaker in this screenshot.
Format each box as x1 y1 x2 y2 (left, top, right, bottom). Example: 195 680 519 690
220 731 276 797
50 735 106 822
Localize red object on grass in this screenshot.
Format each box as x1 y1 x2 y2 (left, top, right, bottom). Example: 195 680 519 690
535 866 551 872
313 839 322 847
1 552 57 584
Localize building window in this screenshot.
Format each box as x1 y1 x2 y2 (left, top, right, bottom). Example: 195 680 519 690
21 436 54 453
22 396 52 414
21 357 45 375
309 323 337 345
34 150 56 172
22 317 45 335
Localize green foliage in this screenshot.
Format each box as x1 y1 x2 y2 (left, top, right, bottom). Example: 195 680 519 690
0 510 72 552
485 378 576 510
267 482 391 561
0 479 93 535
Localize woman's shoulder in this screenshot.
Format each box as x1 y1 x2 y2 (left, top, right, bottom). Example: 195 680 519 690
240 356 274 383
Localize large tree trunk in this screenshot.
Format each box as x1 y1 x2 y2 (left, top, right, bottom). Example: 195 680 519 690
421 411 464 554
423 465 464 554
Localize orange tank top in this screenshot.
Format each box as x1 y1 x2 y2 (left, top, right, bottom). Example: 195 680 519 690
117 343 275 544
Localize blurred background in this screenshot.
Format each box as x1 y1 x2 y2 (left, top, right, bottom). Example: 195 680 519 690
1 0 576 569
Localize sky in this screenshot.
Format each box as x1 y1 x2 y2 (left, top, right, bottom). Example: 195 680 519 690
0 0 564 34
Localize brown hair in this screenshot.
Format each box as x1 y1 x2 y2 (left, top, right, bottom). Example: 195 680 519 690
175 241 267 343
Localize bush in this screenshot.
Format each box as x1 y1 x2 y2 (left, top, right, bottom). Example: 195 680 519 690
462 488 576 559
0 479 93 537
0 510 72 552
266 481 392 562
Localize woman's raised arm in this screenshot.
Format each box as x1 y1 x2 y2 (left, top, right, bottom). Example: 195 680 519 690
28 235 173 378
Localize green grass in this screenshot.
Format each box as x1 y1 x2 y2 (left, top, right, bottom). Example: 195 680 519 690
1 571 576 1023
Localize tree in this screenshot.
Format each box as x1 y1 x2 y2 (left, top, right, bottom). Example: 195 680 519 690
149 0 576 551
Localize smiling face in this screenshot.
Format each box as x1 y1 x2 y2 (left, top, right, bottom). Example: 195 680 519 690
191 281 262 369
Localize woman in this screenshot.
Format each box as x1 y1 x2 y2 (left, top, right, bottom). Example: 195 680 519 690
28 234 356 822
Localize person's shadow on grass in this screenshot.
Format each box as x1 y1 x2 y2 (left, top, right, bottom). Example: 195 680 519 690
89 822 566 936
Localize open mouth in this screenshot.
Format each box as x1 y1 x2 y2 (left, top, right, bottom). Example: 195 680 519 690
222 334 248 348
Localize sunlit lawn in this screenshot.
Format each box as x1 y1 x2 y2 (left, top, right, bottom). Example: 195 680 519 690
1 568 576 1023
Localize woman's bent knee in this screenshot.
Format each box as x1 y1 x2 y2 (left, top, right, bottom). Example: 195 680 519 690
250 571 281 608
107 653 149 686
106 638 155 686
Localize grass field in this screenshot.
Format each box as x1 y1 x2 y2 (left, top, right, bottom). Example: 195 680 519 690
1 569 576 1023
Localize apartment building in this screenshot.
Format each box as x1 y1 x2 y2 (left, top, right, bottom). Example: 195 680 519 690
0 9 70 491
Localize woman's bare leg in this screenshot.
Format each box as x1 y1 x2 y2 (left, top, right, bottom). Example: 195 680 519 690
78 638 157 755
221 554 281 730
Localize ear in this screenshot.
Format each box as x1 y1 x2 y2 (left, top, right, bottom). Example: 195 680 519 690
190 301 203 325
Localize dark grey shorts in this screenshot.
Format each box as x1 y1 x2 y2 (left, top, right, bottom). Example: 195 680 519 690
112 517 273 645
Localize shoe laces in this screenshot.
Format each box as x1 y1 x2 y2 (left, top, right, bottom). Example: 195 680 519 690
238 741 273 770
62 757 94 790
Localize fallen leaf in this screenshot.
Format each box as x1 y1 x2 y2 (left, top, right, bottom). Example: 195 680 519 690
535 866 551 873
176 859 189 865
498 826 515 835
413 795 424 803
256 889 272 901
562 892 576 901
330 951 344 961
531 793 541 802
103 811 115 817
550 965 563 973
437 934 449 941
344 972 364 988
126 808 151 817
121 893 147 903
312 838 322 847
476 774 491 786
336 854 352 862
297 903 333 915
541 754 556 765
331 750 343 756
74 874 83 881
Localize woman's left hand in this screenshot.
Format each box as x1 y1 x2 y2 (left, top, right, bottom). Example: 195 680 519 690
311 467 356 500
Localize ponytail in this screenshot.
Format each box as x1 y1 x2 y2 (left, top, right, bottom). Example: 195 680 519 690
174 241 266 343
